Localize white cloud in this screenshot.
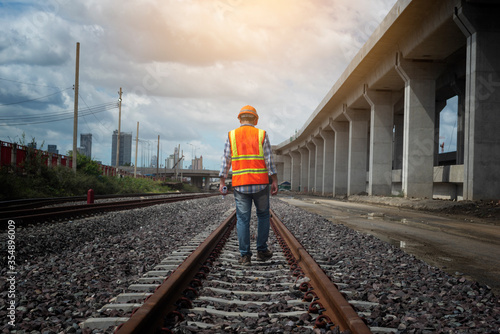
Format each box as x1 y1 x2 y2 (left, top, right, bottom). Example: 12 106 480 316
0 0 398 169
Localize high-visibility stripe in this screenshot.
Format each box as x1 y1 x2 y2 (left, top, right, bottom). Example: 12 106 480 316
233 168 268 175
257 129 264 156
229 130 238 157
232 155 265 161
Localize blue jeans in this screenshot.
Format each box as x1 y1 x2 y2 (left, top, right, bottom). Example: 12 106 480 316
234 186 270 256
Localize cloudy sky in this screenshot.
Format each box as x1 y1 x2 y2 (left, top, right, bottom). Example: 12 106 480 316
1 0 456 171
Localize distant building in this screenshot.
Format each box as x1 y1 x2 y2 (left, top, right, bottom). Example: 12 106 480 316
151 155 157 168
47 145 58 154
192 155 203 170
166 155 175 169
111 130 132 166
166 146 183 169
80 133 92 159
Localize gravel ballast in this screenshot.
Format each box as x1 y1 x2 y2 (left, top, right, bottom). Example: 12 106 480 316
1 196 499 333
1 197 233 333
271 198 500 333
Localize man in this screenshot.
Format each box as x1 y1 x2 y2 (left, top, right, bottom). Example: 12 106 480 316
219 105 278 266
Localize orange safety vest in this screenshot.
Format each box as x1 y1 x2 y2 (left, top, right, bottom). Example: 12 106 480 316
229 126 269 187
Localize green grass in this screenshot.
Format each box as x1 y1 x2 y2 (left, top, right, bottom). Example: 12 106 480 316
0 148 187 200
0 166 178 200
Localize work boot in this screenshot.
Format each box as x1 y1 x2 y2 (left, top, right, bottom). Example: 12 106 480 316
256 249 273 261
238 254 252 266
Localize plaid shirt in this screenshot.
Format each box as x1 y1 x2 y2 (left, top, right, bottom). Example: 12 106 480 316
219 124 277 194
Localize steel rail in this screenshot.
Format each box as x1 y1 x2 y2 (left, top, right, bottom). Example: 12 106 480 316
114 210 237 334
0 192 183 211
1 193 217 227
270 209 372 334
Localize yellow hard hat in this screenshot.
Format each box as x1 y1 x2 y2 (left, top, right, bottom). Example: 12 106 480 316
238 105 259 124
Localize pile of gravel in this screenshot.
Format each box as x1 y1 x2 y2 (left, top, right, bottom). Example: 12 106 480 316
2 195 499 333
271 198 500 333
0 197 234 333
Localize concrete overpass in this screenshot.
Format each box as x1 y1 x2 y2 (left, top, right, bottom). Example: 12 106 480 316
274 0 500 201
119 167 230 190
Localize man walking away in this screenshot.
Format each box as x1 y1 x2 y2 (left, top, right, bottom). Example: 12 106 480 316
219 105 278 266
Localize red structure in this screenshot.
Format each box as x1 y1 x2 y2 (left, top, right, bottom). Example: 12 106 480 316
0 140 145 179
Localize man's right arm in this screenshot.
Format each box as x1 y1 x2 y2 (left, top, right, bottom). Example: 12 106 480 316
219 136 231 194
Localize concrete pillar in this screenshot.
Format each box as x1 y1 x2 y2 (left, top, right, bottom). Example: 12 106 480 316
454 2 500 200
435 100 447 166
299 146 309 192
451 78 466 165
320 128 334 196
329 121 349 196
192 176 203 189
311 136 324 194
281 154 291 184
276 161 284 182
343 106 369 196
394 113 404 170
396 52 443 199
457 93 465 165
363 87 394 196
306 140 316 193
289 151 301 191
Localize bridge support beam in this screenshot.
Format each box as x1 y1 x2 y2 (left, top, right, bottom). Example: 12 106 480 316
312 135 324 194
306 141 316 193
289 151 301 192
343 106 369 196
329 121 349 196
454 1 500 200
299 146 309 192
396 53 443 199
363 86 395 196
393 113 404 171
280 154 291 186
320 128 334 196
191 176 203 189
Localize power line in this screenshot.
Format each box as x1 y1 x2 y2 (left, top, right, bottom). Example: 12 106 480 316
79 93 113 132
0 76 63 89
0 87 73 106
0 102 118 126
78 93 116 146
0 102 117 120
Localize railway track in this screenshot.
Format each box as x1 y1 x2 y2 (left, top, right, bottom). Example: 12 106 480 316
81 210 397 333
0 192 181 211
1 193 217 228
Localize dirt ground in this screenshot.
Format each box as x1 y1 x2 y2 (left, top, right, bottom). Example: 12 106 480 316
344 194 500 221
277 193 500 296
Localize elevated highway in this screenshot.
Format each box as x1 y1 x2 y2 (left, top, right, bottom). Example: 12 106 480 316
273 0 500 201
119 167 230 189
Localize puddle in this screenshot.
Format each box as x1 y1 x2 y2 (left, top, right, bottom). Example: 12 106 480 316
367 212 384 219
399 240 424 249
379 236 424 251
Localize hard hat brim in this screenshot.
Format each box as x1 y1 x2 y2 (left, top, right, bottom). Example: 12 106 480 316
238 106 259 120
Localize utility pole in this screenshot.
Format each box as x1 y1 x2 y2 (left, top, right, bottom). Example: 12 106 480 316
175 144 180 181
72 42 80 172
134 122 139 178
115 87 122 174
156 135 160 178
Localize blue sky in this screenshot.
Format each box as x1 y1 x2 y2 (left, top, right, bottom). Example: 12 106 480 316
3 0 452 170
440 96 458 153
